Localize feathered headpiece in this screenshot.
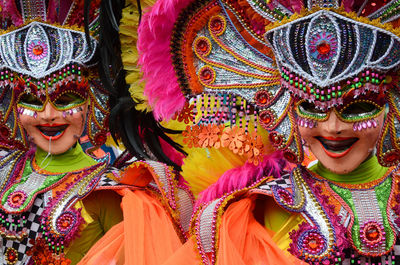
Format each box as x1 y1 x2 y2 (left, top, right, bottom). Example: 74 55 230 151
138 0 400 167
0 0 109 150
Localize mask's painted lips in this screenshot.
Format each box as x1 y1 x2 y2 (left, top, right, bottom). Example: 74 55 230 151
37 124 69 141
316 136 359 158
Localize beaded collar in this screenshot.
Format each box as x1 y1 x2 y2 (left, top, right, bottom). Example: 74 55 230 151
268 166 400 264
0 149 109 264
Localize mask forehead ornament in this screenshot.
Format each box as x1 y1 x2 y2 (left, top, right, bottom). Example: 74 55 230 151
266 10 400 110
0 22 96 79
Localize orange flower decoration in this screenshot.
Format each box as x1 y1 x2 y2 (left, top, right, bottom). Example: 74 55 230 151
198 124 223 148
173 103 195 124
244 132 264 165
182 125 201 148
221 126 246 154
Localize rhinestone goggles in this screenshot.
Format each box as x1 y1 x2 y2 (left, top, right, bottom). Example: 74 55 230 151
295 98 386 123
17 92 88 112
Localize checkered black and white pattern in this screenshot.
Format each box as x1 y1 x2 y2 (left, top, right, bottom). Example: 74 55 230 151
257 172 292 191
0 193 45 265
95 170 123 189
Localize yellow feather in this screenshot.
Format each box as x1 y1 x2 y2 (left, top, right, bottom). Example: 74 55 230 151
120 0 156 112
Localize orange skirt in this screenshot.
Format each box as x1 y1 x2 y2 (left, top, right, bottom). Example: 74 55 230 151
78 188 183 265
163 197 305 265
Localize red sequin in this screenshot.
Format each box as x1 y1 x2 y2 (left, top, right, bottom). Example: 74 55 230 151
33 45 44 56
6 248 17 264
317 41 331 55
259 111 273 126
255 90 270 106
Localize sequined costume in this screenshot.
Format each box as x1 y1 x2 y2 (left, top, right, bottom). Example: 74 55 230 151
136 0 400 264
0 0 193 264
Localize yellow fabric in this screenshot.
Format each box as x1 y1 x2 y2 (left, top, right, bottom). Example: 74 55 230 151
67 190 123 264
263 197 292 232
271 214 304 252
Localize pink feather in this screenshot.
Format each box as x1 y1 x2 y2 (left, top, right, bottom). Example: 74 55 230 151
342 0 355 12
159 137 184 167
138 0 193 120
3 1 23 26
288 0 304 13
47 0 59 23
195 151 286 207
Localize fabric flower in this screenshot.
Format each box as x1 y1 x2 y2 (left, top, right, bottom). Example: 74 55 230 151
173 103 194 124
182 125 201 148
221 126 246 154
198 124 223 148
244 132 264 165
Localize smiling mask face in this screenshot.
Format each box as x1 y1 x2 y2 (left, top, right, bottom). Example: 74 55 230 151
18 92 89 155
297 97 386 174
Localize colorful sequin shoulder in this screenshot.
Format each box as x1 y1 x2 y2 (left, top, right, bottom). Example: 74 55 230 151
0 149 108 265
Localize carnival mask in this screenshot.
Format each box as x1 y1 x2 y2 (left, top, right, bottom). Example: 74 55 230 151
0 20 109 151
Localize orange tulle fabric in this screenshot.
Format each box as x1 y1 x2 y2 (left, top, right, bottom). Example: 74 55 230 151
214 198 306 265
164 197 305 265
78 188 183 265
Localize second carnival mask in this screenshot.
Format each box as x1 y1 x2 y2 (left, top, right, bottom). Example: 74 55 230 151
139 0 400 166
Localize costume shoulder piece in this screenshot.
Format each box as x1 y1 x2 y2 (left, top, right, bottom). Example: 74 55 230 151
102 160 195 240
257 166 400 264
0 149 109 264
190 175 273 264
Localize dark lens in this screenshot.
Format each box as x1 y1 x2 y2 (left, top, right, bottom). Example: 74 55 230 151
54 93 84 106
298 101 325 114
341 102 377 115
19 94 43 106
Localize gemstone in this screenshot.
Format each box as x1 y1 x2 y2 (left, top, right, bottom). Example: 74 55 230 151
8 191 26 208
33 45 44 56
6 248 17 264
360 221 385 247
0 126 9 138
317 41 331 55
301 231 325 254
308 239 318 250
259 111 273 124
384 151 400 164
197 40 209 53
11 194 22 203
366 226 379 241
211 18 223 31
268 132 283 146
255 91 269 105
61 220 70 228
94 133 107 145
56 212 77 234
201 69 212 80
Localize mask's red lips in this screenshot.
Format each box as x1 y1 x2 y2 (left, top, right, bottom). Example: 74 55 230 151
315 136 359 158
36 124 69 141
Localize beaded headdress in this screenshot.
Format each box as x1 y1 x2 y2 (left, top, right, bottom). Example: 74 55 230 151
0 0 109 150
138 0 400 166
